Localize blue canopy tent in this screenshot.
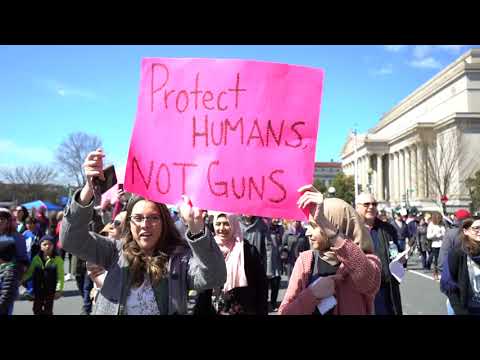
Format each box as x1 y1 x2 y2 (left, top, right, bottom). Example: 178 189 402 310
22 200 63 211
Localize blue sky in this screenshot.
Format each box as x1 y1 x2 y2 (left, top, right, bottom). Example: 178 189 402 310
1 45 477 183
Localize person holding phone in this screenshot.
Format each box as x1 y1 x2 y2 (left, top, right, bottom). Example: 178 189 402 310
278 185 381 315
60 149 227 315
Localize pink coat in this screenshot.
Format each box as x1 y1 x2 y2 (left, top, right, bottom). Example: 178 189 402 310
279 239 381 315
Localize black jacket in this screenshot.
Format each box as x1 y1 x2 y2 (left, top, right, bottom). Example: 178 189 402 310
239 217 268 271
371 218 403 315
390 220 410 242
0 262 18 315
446 247 480 315
438 226 462 272
194 241 268 315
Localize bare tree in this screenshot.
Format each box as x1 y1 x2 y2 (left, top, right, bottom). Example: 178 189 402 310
0 165 57 185
0 165 58 202
421 126 467 200
55 132 102 187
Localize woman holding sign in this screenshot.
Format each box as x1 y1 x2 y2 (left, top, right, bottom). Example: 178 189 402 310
278 185 381 315
60 149 227 315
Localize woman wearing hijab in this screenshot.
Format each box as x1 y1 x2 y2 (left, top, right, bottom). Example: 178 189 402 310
194 212 268 315
442 218 480 315
279 185 381 315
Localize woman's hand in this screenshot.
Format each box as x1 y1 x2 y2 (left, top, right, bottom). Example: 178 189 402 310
297 184 338 239
79 148 106 206
308 275 341 300
87 263 105 279
178 195 205 235
116 186 125 202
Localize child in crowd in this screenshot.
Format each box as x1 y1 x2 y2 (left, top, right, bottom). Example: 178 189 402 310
21 235 64 315
21 216 42 299
0 241 18 315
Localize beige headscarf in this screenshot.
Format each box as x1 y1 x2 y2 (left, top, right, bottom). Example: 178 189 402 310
210 211 248 292
315 198 374 265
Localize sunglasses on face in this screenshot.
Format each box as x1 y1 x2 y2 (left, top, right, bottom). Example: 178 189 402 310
361 202 378 208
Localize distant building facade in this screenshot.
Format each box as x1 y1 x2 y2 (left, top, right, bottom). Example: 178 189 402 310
314 161 342 187
341 49 480 213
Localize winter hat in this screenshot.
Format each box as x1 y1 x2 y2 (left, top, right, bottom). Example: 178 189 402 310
0 241 16 262
40 235 56 246
454 209 471 221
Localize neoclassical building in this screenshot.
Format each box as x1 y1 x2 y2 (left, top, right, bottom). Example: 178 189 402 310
341 48 480 212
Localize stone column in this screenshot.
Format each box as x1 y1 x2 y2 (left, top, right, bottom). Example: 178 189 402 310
417 144 425 199
399 149 405 202
405 147 411 201
411 145 417 201
365 155 370 191
356 157 361 191
361 156 366 192
393 152 399 202
377 154 384 201
388 154 394 202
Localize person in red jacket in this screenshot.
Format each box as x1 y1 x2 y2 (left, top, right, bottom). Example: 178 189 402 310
279 185 381 315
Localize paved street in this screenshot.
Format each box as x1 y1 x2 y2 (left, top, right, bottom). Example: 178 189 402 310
400 253 447 315
13 253 447 315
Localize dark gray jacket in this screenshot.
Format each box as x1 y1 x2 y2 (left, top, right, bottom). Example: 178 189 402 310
239 217 268 273
60 191 227 315
0 262 18 315
438 226 462 272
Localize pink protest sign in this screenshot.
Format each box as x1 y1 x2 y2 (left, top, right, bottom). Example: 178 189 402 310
124 58 324 220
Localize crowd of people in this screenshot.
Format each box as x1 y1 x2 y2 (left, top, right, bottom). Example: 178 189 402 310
1 150 479 315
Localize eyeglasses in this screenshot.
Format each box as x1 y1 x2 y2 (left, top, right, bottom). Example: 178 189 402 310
360 202 378 208
129 215 162 225
111 220 122 228
469 226 480 233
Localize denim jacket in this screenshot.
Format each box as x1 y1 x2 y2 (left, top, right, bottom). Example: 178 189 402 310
60 190 227 315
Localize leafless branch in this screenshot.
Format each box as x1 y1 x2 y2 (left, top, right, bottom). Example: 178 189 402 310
423 126 465 198
55 132 102 187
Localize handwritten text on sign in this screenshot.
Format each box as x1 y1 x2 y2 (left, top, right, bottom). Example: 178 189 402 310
124 58 324 220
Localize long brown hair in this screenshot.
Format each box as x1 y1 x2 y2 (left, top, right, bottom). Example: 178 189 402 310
122 195 185 288
460 218 480 256
431 212 443 226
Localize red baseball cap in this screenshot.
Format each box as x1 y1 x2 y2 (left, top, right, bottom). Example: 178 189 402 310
454 209 471 220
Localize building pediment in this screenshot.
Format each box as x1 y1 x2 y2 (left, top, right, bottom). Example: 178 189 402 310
341 133 366 158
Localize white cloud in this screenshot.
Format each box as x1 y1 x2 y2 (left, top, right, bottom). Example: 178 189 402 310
413 45 433 59
408 57 442 69
436 45 465 53
413 45 466 60
384 45 407 52
0 139 54 165
42 79 98 100
371 64 393 76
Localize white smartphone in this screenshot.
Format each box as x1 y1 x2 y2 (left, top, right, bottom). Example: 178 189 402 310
317 295 337 315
